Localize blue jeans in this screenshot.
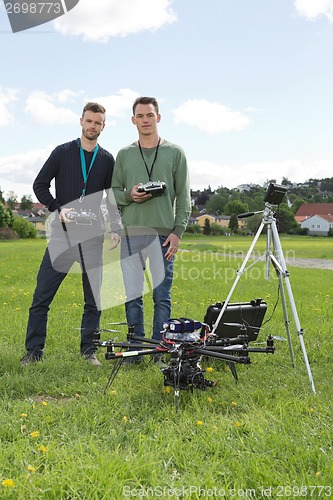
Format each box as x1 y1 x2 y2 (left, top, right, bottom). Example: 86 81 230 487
25 236 104 357
120 234 174 341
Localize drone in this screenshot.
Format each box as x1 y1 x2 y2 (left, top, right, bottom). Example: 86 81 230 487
93 313 276 411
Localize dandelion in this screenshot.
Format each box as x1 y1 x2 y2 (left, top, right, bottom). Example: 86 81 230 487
30 431 40 438
315 471 321 477
197 420 203 426
21 413 28 417
39 445 47 453
309 408 315 413
42 401 47 406
207 397 213 404
235 421 241 427
231 401 238 406
123 416 128 423
27 466 36 473
165 387 171 394
206 367 213 373
213 425 218 431
1 479 15 488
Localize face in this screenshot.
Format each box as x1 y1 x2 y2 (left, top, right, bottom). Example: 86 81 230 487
80 110 105 141
132 103 160 136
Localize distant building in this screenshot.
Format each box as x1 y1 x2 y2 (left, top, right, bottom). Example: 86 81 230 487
300 214 333 236
192 214 247 230
295 203 333 224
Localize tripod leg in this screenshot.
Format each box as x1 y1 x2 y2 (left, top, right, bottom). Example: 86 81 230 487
271 221 316 394
270 256 295 367
211 221 265 334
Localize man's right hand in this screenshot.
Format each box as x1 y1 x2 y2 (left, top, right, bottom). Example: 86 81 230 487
59 207 74 223
130 184 152 203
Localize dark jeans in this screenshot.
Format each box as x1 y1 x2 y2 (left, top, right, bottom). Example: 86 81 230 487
25 236 104 357
120 234 174 341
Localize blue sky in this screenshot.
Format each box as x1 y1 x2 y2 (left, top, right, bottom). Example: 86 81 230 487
1 0 333 202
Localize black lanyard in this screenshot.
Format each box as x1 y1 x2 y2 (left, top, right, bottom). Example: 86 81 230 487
138 137 161 181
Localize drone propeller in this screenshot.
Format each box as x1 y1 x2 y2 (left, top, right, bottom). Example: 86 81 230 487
73 327 120 333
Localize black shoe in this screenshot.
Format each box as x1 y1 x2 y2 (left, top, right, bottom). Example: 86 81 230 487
152 353 168 369
123 354 144 365
84 353 102 367
20 352 42 366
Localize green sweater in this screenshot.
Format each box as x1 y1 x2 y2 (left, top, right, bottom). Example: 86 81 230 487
111 141 191 238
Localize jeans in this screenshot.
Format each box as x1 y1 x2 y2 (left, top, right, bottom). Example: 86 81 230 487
120 234 174 341
25 236 104 357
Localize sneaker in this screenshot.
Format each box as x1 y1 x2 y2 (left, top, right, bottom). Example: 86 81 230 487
123 354 144 365
84 353 102 367
152 353 168 369
20 352 42 366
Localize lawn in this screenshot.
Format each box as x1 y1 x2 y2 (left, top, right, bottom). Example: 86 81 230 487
0 237 332 498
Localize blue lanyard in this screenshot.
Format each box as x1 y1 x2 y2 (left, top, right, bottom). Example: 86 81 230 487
79 143 99 202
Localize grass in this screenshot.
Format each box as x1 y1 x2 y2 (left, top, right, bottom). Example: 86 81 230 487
0 237 332 498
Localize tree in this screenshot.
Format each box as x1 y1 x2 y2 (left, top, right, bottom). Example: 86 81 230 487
0 187 4 203
228 213 239 233
20 194 33 211
0 202 11 228
12 217 37 238
224 200 248 216
6 191 18 210
275 204 298 233
203 218 211 235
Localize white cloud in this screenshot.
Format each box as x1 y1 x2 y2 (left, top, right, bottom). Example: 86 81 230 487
0 87 19 127
188 159 333 190
173 99 251 134
25 91 79 125
0 146 54 199
92 89 140 123
295 0 333 21
54 0 177 42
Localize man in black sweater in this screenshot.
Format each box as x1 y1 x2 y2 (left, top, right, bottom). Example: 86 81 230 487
21 102 120 367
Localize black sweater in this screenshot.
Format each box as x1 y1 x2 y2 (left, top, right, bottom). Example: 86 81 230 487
33 139 120 235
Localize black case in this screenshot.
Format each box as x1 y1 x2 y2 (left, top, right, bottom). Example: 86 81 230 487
203 298 267 341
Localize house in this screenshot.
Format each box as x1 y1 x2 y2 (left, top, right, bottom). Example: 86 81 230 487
295 203 333 224
193 214 247 230
300 214 333 236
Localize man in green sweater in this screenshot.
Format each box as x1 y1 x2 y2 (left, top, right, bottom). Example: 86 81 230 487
111 96 191 364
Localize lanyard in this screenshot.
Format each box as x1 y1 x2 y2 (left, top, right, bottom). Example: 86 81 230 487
79 143 99 202
138 137 161 181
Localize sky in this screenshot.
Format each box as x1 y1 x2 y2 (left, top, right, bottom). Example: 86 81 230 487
1 0 333 202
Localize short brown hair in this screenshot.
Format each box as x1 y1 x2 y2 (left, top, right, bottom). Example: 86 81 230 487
132 96 159 116
82 102 106 117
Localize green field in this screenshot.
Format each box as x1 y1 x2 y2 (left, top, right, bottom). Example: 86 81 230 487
0 237 332 498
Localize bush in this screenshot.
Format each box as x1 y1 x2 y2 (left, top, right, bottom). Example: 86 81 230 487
186 224 201 234
12 217 37 238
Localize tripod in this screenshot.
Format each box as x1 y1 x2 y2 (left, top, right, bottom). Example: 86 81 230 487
211 202 316 394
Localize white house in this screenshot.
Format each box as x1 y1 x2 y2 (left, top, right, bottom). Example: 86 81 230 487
300 214 333 236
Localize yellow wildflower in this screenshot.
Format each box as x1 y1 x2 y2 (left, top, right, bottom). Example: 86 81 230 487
197 420 203 426
1 479 15 488
206 367 213 373
21 413 28 417
39 445 47 453
30 431 40 438
27 466 36 472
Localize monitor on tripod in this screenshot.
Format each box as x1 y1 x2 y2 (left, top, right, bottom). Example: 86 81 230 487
264 183 287 205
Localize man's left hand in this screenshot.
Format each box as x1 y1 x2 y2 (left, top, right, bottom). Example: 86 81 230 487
163 233 180 261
